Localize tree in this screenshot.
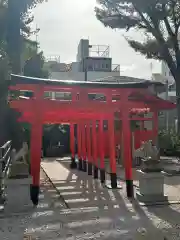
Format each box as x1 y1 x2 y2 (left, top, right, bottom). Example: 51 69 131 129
6 0 48 73
95 0 180 131
0 0 48 147
24 51 49 78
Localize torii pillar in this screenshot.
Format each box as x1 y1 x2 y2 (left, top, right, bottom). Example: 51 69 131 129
122 107 134 198
70 123 77 169
77 123 83 171
30 87 43 206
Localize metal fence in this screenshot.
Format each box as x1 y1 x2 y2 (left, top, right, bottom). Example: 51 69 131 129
0 141 12 204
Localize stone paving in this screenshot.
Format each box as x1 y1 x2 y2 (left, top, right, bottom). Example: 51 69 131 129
1 158 180 239
41 158 180 239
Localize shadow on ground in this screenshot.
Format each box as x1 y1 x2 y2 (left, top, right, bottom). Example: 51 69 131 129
38 157 180 239
2 156 180 239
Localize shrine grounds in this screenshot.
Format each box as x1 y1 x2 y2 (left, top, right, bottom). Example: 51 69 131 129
1 157 180 240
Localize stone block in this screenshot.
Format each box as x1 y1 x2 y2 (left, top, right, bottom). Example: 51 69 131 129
136 170 168 203
9 162 29 179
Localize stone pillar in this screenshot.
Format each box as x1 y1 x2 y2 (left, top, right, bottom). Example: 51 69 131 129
136 157 167 203
136 170 167 203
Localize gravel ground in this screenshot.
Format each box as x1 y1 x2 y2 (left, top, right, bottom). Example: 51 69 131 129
1 161 180 239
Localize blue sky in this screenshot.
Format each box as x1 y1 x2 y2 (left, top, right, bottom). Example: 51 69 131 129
32 0 160 79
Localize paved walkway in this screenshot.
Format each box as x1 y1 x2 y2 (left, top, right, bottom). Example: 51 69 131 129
41 157 180 240
1 158 180 239
0 170 66 240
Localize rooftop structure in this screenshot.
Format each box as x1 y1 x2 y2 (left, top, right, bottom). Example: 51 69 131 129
45 39 120 81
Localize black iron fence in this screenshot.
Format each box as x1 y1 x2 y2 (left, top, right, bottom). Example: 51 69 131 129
0 141 12 204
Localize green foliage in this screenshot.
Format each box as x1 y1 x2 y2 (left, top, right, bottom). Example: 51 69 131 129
95 0 180 80
24 51 49 78
0 0 48 148
158 129 180 154
95 0 180 133
5 0 48 37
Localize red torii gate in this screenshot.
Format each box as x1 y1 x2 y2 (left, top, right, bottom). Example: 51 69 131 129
9 74 175 205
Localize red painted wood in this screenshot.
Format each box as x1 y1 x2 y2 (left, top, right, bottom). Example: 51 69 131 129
108 116 116 174
92 120 97 167
122 110 132 180
86 122 91 163
99 119 105 169
70 124 75 158
9 80 176 188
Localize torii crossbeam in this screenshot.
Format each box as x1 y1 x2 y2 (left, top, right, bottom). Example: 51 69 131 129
9 74 175 205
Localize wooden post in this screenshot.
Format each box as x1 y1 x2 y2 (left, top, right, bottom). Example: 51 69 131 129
30 87 43 206
153 111 159 146
77 123 83 171
92 120 98 179
122 110 134 198
108 116 117 188
70 123 77 169
99 119 105 183
30 120 42 205
87 122 92 175
82 123 87 172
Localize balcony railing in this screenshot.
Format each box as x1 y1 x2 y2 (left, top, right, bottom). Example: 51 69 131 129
46 56 61 63
112 64 120 72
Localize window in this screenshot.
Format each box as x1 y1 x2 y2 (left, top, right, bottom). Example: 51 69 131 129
44 91 52 99
95 63 99 70
88 65 93 71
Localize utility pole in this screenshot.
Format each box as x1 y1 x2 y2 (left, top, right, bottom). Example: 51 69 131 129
7 0 21 74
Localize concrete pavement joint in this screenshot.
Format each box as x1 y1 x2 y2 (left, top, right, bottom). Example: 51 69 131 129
40 166 70 209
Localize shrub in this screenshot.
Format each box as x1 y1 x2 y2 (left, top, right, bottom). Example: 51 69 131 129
158 129 180 156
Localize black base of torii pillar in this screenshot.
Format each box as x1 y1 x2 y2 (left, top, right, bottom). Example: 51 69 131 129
30 184 39 206
122 108 134 198
70 157 77 169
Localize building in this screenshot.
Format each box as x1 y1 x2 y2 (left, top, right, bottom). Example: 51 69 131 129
161 61 174 85
45 39 120 81
152 62 177 129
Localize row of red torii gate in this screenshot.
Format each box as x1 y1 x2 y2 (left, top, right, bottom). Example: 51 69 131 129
9 74 175 205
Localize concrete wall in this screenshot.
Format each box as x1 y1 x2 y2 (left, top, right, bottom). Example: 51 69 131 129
161 61 174 84
158 90 177 130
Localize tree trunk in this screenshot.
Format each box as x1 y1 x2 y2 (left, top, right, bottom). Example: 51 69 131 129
175 80 180 134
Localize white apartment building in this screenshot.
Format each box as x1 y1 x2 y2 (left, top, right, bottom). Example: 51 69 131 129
161 61 174 85
152 62 177 129
45 39 120 81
